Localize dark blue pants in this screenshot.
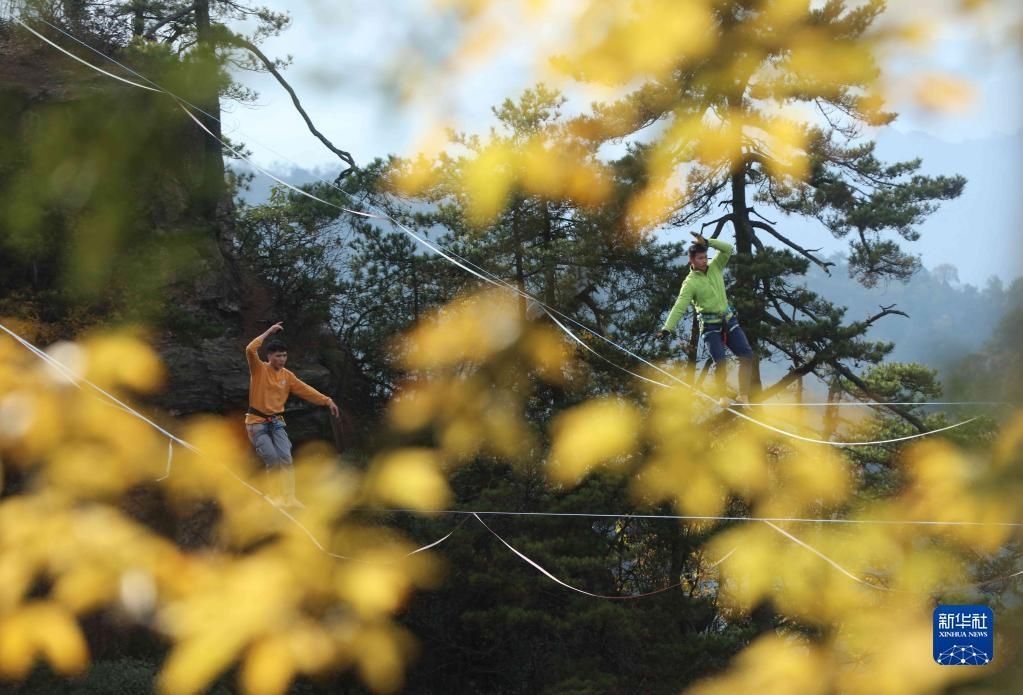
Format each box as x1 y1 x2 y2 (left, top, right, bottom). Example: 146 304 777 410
702 317 753 397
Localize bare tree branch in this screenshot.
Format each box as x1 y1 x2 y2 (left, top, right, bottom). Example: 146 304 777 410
864 304 909 324
700 212 732 233
749 221 834 273
227 34 357 177
747 206 777 225
144 3 195 39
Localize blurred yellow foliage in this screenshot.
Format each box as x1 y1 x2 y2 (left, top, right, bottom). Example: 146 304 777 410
548 397 642 484
387 289 1020 695
0 602 89 680
367 448 452 510
393 0 995 238
914 72 978 113
564 0 717 85
2 275 1021 695
686 635 832 695
0 330 455 694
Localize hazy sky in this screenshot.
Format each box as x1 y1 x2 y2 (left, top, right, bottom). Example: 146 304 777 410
226 2 1023 284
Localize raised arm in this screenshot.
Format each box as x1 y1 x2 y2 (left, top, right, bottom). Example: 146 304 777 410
246 322 283 371
707 238 733 270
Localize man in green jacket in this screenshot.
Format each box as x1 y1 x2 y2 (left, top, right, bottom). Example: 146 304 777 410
658 232 752 405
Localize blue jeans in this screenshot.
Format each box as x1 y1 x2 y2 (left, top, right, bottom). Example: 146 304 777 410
246 418 293 468
702 317 753 397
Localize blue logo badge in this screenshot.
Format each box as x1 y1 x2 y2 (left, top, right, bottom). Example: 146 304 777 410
933 605 993 665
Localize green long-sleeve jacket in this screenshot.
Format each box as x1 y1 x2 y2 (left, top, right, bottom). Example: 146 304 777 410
661 238 734 332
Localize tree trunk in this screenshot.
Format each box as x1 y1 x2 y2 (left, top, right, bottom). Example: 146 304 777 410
192 0 226 219
729 167 762 396
541 201 556 307
512 203 527 320
411 254 420 323
823 375 840 440
131 1 145 37
62 1 86 30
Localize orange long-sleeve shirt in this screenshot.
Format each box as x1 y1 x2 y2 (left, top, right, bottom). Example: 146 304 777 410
245 337 331 424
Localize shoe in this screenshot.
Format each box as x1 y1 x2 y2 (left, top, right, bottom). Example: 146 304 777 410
285 496 306 510
734 395 749 406
269 495 288 508
718 397 732 408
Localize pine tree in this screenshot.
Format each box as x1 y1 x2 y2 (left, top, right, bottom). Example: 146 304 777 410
400 86 690 393
560 1 966 422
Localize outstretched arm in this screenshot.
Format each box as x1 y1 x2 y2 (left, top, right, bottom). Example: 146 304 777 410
246 322 283 371
288 375 339 418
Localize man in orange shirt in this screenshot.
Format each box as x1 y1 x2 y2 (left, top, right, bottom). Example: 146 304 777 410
245 322 339 507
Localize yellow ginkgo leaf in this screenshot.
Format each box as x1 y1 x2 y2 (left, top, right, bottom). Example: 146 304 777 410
241 636 296 695
914 72 976 113
336 562 414 619
0 612 35 680
368 448 452 511
29 603 89 676
548 398 641 485
84 334 165 393
159 633 246 695
686 634 831 695
353 624 415 695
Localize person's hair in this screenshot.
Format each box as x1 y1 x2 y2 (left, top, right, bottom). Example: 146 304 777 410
688 243 708 256
265 339 288 355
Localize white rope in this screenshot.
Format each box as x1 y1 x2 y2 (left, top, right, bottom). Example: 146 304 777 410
366 507 1023 528
156 439 173 482
759 521 1023 595
7 20 992 450
542 309 673 389
1 323 199 454
762 521 889 591
473 513 732 599
732 401 1012 408
0 325 82 387
476 513 1022 597
46 14 358 201
14 19 161 92
540 309 980 447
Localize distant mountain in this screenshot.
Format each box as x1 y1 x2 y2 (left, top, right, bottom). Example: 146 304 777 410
874 128 1023 285
801 255 1019 372
233 161 342 205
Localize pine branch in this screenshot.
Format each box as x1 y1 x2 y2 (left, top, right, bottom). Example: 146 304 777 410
829 361 927 431
864 304 909 324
